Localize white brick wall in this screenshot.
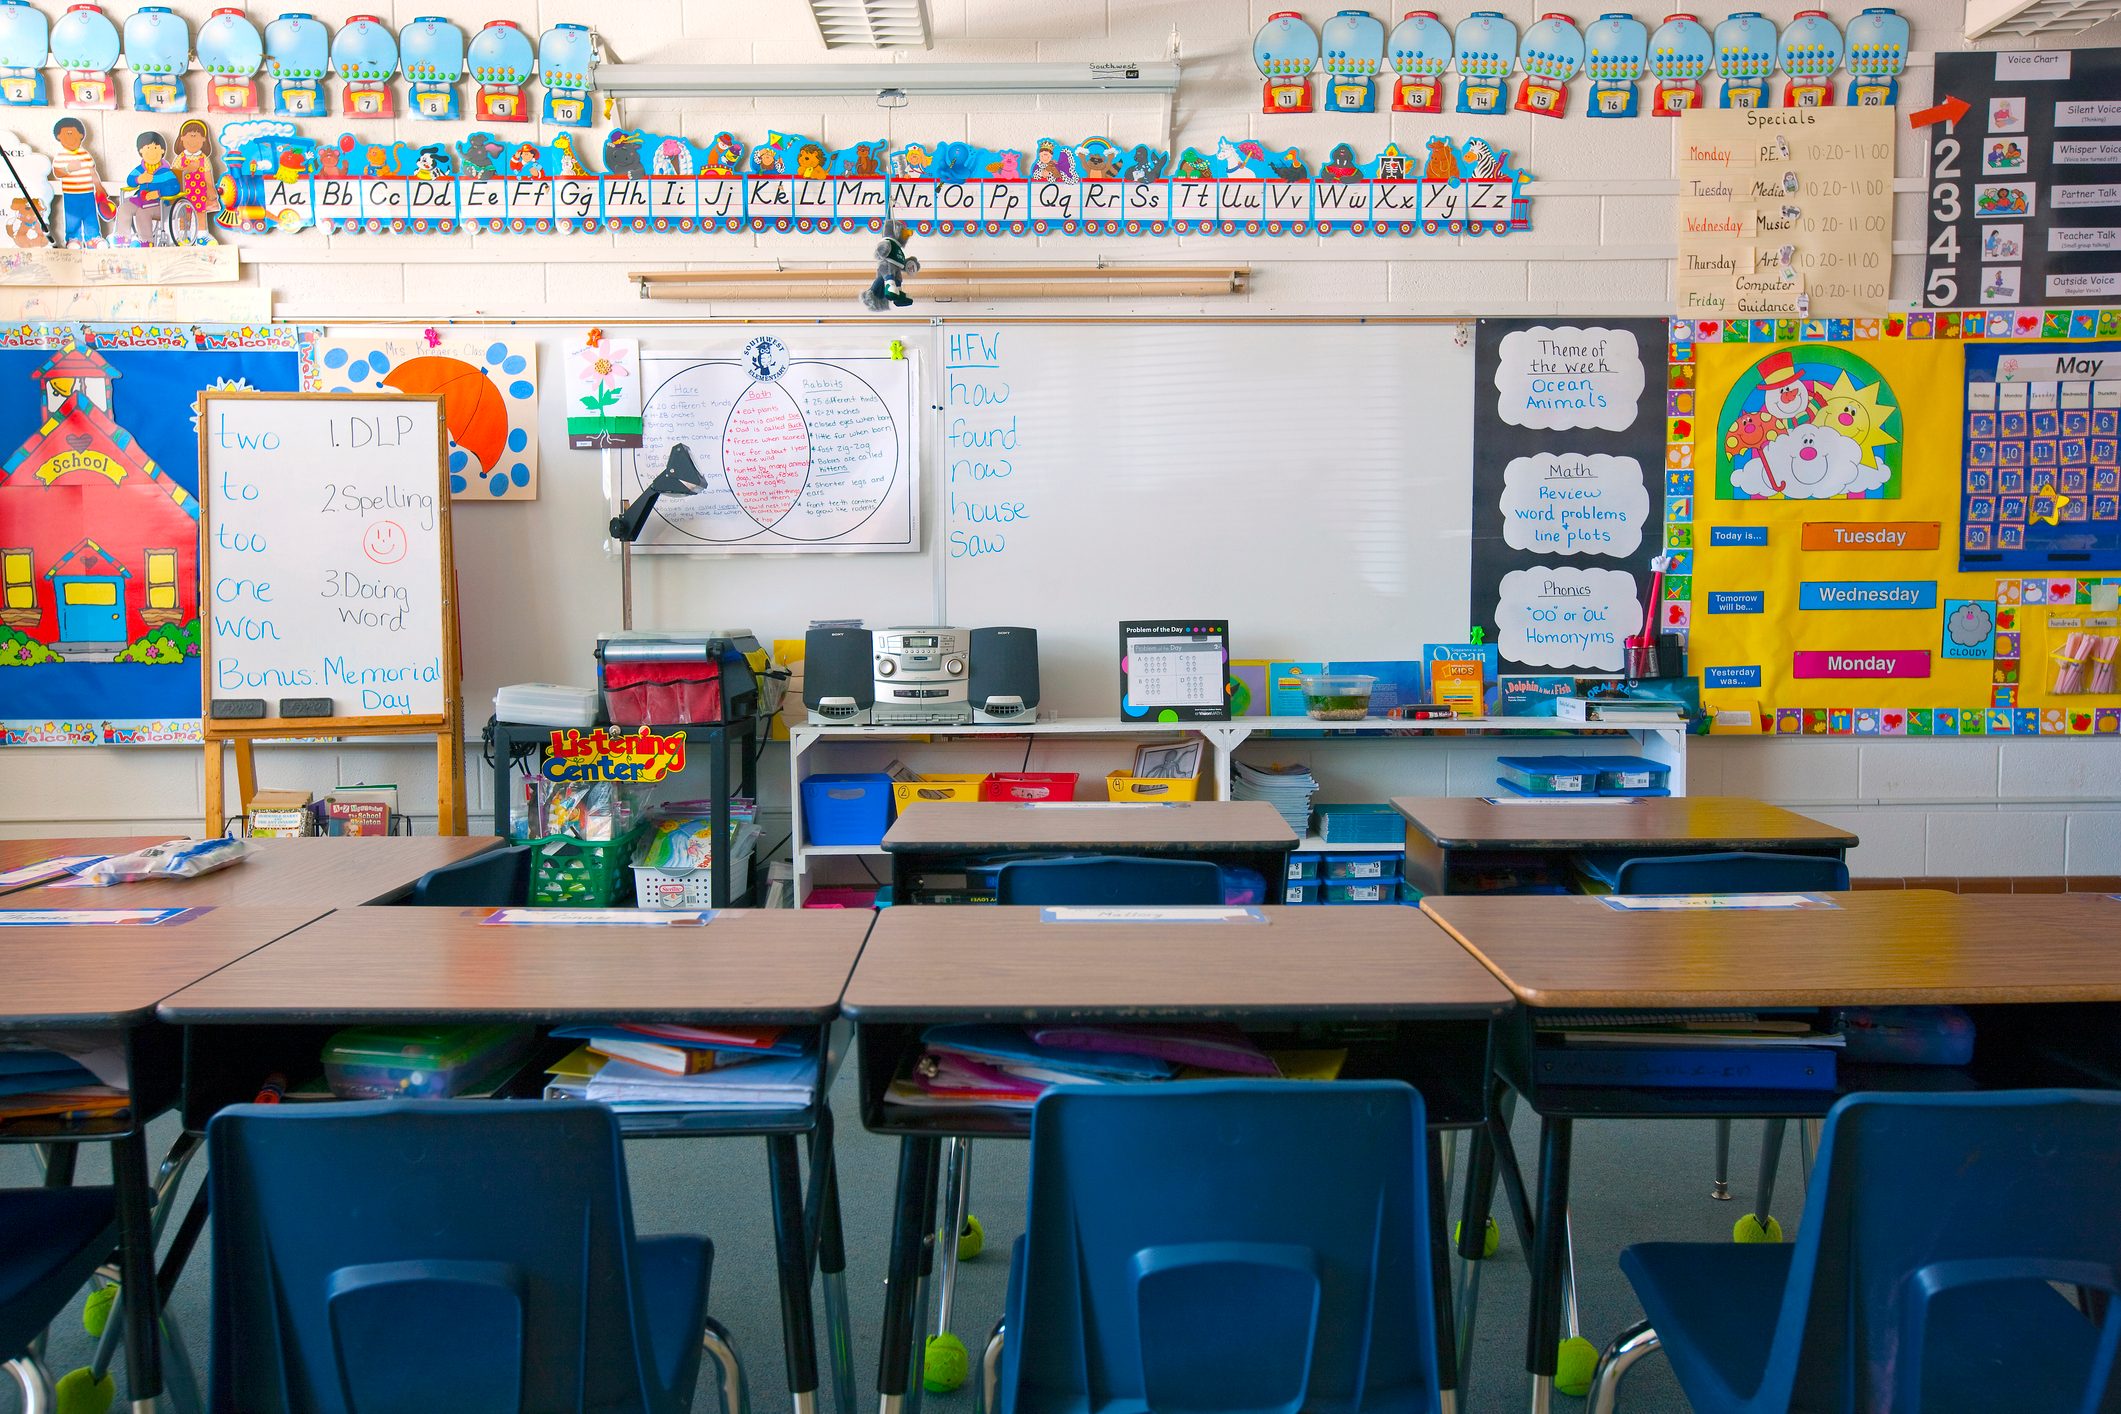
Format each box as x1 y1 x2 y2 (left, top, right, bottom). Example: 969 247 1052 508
1 0 2116 873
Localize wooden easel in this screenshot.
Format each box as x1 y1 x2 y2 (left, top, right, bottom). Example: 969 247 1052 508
196 390 467 836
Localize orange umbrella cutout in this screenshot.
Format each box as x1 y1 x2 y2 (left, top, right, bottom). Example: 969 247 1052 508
381 355 509 473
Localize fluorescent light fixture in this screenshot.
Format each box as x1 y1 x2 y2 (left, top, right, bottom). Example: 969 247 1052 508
807 0 932 49
592 60 1182 98
1962 0 2118 38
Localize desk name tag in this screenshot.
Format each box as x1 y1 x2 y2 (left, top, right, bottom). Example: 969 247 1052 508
0 855 107 887
1039 906 1267 924
480 908 715 926
0 907 203 926
1599 894 1837 912
1013 802 1175 810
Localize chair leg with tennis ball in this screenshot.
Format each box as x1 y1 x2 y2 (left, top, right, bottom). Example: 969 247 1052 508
1734 1119 1787 1243
1711 1119 1732 1200
1554 1210 1599 1398
923 1138 975 1394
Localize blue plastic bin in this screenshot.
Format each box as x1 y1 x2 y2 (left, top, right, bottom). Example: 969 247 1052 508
1495 755 1596 795
1324 880 1395 905
1323 852 1401 882
1286 853 1322 882
1589 755 1673 796
1284 880 1321 904
1313 803 1406 845
801 772 896 845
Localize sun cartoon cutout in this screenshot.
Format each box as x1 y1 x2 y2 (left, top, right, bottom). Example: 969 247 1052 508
1810 371 1897 468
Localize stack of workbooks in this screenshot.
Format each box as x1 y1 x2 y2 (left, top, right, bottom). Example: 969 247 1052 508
1531 1011 1843 1090
0 1045 127 1124
887 1023 1346 1111
1231 760 1320 836
543 1022 816 1115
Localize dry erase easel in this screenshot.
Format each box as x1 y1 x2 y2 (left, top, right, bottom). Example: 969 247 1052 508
196 391 466 836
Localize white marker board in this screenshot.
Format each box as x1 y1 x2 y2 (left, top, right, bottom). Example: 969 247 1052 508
197 392 453 727
937 324 1476 716
615 345 919 553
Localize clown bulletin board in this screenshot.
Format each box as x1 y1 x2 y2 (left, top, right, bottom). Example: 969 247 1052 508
1685 312 2121 737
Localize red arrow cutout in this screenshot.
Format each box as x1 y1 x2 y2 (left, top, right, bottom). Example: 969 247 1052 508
1909 94 1970 128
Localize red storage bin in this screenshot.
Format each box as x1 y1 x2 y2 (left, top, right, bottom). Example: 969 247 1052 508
602 661 723 726
978 771 1079 802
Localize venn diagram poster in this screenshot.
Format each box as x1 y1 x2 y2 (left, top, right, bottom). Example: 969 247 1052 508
618 342 919 554
1471 320 1667 674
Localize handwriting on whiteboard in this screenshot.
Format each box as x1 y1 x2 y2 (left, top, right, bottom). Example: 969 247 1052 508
945 329 1025 560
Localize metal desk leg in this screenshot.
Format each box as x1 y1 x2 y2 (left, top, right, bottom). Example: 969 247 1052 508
1427 1131 1460 1414
110 1128 161 1411
1454 1098 1504 1402
814 1140 858 1414
491 720 514 838
877 1138 939 1414
768 1134 822 1414
1525 1117 1574 1414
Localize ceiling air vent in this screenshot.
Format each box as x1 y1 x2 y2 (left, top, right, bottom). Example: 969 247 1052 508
807 0 932 50
1963 0 2120 41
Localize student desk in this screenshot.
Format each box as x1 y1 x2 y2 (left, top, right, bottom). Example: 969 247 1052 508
0 905 326 1410
157 906 871 1414
841 904 1515 1413
0 836 175 894
1422 889 2121 1413
881 800 1297 903
10 834 503 908
1393 795 1857 895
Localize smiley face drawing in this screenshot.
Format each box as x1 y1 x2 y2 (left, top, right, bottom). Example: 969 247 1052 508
362 519 408 565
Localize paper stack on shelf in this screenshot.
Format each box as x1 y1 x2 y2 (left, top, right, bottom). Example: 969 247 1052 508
0 1045 127 1123
885 1023 1301 1112
1230 760 1319 835
543 1022 814 1113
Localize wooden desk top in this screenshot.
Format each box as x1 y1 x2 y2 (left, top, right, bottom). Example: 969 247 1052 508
883 801 1298 854
0 907 328 1027
11 836 503 908
1394 796 1858 851
841 905 1514 1022
1423 891 2121 1009
157 907 875 1025
0 837 177 894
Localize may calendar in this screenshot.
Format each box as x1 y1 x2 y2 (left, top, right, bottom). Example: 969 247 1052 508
1119 621 1231 722
1960 343 2121 572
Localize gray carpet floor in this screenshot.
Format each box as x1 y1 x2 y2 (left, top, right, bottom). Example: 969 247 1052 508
2 1067 1809 1414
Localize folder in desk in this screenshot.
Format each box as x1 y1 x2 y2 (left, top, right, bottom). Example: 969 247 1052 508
1535 1044 1836 1090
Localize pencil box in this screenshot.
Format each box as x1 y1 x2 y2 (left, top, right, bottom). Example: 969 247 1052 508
1026 1024 1279 1076
1533 1043 1836 1090
1829 1006 1975 1065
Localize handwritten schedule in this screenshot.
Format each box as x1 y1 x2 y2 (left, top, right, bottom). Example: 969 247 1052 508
197 394 450 722
1675 107 1895 318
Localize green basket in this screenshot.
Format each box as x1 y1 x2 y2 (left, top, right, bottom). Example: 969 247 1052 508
528 826 644 907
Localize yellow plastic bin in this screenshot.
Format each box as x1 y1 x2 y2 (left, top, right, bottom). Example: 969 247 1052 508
891 774 988 809
1106 771 1201 803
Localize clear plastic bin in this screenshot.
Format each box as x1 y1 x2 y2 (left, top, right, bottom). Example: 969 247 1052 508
1495 756 1595 795
1284 880 1321 904
322 1024 533 1101
1323 853 1401 882
1324 880 1395 905
1298 673 1377 720
1286 853 1322 882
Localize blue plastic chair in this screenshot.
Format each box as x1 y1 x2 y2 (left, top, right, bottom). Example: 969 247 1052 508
206 1101 743 1414
997 1081 1441 1414
1613 850 1852 1242
407 845 530 907
994 855 1222 907
1590 1089 2121 1413
0 1186 118 1406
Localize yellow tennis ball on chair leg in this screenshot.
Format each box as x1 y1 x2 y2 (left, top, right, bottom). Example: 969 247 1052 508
54 1366 116 1414
924 1333 970 1393
1555 1336 1600 1397
957 1212 984 1261
1452 1217 1501 1258
82 1283 116 1337
1732 1213 1784 1243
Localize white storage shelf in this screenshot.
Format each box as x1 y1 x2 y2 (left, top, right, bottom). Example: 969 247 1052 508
787 714 1688 901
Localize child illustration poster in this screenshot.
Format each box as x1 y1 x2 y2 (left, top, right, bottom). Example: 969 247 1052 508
566 333 641 449
1688 335 1985 730
0 330 306 745
47 117 112 247
316 335 538 499
1715 345 1906 500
